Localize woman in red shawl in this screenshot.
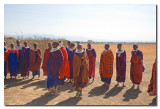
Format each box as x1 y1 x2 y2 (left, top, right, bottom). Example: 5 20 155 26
29 43 42 79
130 44 145 89
73 44 89 97
147 59 156 96
99 44 114 86
86 43 96 82
41 43 52 76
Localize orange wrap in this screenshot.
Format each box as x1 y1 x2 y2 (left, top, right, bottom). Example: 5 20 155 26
41 48 50 76
59 47 70 79
73 51 89 88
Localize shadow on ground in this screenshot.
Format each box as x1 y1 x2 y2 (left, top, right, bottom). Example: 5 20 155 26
123 86 142 101
149 97 157 106
25 92 59 106
103 85 124 99
21 80 47 90
88 84 109 97
21 80 74 92
4 78 33 89
56 97 82 106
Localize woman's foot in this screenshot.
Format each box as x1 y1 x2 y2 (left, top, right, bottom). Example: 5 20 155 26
122 82 126 87
92 77 95 82
68 79 72 84
79 90 82 97
76 91 80 97
132 83 135 88
137 84 140 89
54 88 58 93
50 87 54 93
31 76 35 79
149 91 153 96
115 82 119 87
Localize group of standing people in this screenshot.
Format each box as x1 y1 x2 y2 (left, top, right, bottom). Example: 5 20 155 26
4 40 42 79
4 40 156 97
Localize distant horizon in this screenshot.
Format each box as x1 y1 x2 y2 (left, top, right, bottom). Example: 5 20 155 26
4 34 156 43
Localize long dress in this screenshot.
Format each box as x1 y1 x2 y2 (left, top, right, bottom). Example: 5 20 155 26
99 49 114 84
68 49 76 79
130 50 144 84
7 49 19 76
116 49 126 82
29 48 42 76
20 47 30 77
59 47 70 79
47 49 64 88
42 48 50 76
147 59 156 95
86 48 96 78
73 51 89 91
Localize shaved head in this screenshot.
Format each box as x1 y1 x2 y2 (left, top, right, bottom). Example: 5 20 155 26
105 43 110 50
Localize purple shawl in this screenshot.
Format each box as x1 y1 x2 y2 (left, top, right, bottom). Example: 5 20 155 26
68 49 76 78
116 50 126 82
19 47 30 76
49 50 63 79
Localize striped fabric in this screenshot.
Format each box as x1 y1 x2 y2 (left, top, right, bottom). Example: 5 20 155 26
99 50 114 78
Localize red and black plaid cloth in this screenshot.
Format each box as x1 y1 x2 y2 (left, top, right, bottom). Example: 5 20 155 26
99 50 114 78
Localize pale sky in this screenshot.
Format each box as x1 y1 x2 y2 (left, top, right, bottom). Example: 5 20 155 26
4 4 156 42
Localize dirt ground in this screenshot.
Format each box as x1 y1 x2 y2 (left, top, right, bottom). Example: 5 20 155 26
4 40 157 106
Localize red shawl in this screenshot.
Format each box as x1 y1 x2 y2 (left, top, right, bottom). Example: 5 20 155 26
7 49 19 58
147 59 156 95
59 47 70 79
41 48 51 76
130 54 143 84
99 50 114 78
29 48 42 72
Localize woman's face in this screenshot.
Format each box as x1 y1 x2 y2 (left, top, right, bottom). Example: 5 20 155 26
117 44 121 50
24 42 27 47
52 43 58 48
16 41 20 45
87 44 91 49
10 44 14 48
33 44 37 49
77 45 82 51
48 43 52 49
133 45 137 50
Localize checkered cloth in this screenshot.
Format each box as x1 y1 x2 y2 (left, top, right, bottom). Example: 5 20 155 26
99 50 114 78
